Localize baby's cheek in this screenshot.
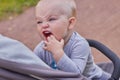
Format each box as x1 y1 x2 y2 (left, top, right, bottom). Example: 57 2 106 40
53 35 60 41
53 31 63 41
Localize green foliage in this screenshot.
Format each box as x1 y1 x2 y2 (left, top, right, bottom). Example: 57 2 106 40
0 0 39 21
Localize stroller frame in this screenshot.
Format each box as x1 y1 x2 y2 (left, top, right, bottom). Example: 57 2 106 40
87 39 120 80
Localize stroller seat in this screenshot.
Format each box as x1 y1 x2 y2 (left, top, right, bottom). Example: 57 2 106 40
0 35 120 80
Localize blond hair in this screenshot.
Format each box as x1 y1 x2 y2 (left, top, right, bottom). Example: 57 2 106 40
36 0 77 18
62 0 77 18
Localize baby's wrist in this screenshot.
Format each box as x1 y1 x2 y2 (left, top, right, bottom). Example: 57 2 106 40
53 49 64 62
52 48 63 55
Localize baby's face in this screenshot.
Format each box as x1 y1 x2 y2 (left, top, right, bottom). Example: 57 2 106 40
35 2 72 41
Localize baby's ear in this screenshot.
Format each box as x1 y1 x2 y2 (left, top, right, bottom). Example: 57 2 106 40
68 17 76 29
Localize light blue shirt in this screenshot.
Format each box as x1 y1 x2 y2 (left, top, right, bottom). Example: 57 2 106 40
34 32 102 79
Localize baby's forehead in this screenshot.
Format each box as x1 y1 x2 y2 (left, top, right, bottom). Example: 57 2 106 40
37 0 69 10
36 8 68 19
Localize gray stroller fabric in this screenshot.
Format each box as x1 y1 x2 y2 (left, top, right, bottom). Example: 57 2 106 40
97 62 114 74
0 68 37 80
0 35 89 80
0 34 50 69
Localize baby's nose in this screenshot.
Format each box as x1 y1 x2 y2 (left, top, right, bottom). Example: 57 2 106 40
42 22 49 28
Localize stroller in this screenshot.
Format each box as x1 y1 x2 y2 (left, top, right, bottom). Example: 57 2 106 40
0 35 120 80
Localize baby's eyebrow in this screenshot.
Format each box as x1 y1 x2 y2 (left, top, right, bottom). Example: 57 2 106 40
48 15 59 19
50 15 58 17
35 15 50 20
35 17 41 19
35 17 42 20
35 15 58 21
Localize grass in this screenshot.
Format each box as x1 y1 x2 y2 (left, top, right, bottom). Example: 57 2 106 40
0 0 39 21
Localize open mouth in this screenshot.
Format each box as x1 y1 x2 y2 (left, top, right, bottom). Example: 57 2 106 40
43 31 52 38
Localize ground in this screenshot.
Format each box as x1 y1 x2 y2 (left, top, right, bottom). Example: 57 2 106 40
0 0 120 63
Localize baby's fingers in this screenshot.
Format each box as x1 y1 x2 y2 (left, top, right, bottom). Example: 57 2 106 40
49 35 57 41
60 39 64 45
43 46 47 50
44 40 48 44
43 41 48 46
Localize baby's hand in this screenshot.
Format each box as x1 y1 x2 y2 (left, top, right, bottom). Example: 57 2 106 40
43 35 64 62
43 35 64 54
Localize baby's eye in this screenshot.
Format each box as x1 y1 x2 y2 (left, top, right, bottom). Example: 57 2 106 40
49 18 57 21
37 21 42 24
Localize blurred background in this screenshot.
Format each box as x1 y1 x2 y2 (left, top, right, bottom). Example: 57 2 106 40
0 0 39 21
0 0 120 63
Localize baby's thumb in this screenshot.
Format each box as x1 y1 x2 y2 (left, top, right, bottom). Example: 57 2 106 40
60 39 64 45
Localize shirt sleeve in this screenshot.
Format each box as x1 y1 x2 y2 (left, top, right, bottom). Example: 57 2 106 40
33 41 45 61
57 39 90 74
